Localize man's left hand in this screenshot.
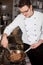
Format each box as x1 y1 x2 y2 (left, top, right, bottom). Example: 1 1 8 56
30 39 43 49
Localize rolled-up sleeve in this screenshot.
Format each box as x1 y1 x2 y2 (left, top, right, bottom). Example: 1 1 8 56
4 15 20 36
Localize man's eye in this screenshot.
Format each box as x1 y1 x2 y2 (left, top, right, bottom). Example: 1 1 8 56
25 10 28 12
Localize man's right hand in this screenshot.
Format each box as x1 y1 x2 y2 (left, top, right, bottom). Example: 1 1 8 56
1 34 8 48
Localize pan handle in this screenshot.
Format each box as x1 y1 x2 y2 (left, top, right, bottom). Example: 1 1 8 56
24 47 31 53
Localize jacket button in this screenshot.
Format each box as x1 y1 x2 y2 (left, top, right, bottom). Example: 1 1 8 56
34 29 36 31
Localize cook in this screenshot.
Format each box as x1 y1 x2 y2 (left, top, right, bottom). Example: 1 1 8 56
1 0 43 65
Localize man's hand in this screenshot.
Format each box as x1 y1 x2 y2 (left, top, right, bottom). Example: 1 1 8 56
30 43 41 49
1 34 8 48
30 39 43 49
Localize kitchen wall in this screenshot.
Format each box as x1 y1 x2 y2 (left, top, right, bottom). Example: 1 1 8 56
32 0 43 12
0 0 43 21
12 0 19 20
0 0 13 35
12 0 43 20
0 0 13 16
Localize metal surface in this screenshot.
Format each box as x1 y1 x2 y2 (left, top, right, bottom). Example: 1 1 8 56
5 50 25 63
5 47 31 63
24 47 31 53
6 47 12 53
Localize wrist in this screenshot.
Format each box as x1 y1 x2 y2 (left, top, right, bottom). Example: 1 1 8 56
38 39 43 44
2 33 7 39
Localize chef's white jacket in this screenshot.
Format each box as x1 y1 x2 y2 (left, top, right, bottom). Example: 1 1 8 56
4 11 43 45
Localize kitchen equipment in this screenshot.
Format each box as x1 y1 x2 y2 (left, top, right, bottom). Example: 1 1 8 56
5 49 25 62
24 47 31 53
6 47 12 53
5 47 31 63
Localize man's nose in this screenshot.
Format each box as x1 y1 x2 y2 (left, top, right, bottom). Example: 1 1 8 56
23 12 27 16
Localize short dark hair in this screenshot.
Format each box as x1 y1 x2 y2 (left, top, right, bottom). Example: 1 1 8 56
18 0 32 8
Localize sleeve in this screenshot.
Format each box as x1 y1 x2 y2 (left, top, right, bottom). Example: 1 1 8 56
4 15 20 36
40 14 43 40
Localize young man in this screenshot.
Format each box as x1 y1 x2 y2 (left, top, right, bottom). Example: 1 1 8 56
1 0 43 65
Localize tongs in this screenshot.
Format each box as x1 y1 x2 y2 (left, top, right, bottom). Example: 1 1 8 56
6 47 31 54
6 47 12 53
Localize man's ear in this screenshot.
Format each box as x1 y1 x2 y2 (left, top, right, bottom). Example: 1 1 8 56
18 8 21 12
30 5 32 10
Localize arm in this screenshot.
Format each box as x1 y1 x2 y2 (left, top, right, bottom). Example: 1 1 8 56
39 14 43 44
30 14 43 49
4 16 20 36
1 15 20 48
30 39 43 49
1 33 8 48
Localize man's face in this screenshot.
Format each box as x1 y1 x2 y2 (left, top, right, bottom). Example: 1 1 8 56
19 5 33 18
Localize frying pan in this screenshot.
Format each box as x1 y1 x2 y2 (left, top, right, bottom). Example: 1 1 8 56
5 47 31 63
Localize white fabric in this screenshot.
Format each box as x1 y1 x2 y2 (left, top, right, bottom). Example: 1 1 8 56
4 11 43 45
